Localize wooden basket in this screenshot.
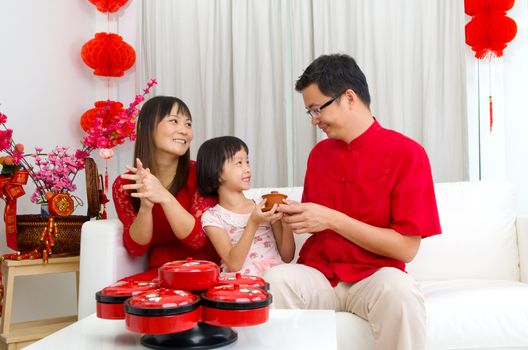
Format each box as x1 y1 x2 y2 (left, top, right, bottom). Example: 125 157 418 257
7 157 100 256
15 215 90 255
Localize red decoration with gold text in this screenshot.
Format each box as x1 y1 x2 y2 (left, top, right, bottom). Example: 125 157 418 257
81 32 136 77
0 170 29 251
464 0 517 131
48 193 75 217
89 0 129 13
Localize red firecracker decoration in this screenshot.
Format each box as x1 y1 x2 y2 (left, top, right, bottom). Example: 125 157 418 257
81 33 136 77
464 0 517 131
80 100 125 132
89 0 129 13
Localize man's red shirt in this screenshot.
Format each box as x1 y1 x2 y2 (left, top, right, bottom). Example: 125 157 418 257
298 120 441 286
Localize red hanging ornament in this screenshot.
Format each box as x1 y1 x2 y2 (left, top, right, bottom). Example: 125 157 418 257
464 0 515 16
81 32 136 77
80 100 125 132
464 0 517 132
489 95 493 131
99 149 114 194
465 12 517 59
88 0 129 13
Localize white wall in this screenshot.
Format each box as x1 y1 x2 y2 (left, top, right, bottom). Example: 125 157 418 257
0 1 95 322
466 2 528 214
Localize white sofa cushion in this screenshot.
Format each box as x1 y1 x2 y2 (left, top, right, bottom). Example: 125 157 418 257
422 280 528 349
407 182 519 281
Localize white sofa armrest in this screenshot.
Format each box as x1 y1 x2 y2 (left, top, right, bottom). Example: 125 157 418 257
517 215 528 283
77 219 147 320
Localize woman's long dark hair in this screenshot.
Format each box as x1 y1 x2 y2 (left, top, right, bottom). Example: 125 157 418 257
131 96 192 211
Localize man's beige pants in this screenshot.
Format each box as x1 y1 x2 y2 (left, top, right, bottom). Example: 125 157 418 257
263 264 425 350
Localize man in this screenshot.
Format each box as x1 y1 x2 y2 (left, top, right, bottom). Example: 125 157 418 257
265 54 441 350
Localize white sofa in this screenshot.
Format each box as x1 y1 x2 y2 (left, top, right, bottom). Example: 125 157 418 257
78 182 528 349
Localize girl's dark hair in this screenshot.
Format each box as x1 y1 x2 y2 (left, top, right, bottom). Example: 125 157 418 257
295 53 371 108
131 95 192 211
196 136 248 196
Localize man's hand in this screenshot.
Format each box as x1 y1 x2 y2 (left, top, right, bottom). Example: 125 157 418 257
278 200 332 234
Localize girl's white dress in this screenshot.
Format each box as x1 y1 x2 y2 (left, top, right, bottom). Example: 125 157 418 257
201 204 282 276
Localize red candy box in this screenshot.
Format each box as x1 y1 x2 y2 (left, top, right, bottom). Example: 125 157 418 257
96 279 159 320
125 288 201 335
201 284 272 327
96 260 272 349
159 258 219 291
218 273 269 291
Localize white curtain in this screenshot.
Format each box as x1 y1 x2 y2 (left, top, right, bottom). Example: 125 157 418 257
135 0 468 187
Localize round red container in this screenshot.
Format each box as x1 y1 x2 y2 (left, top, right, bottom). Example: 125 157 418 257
125 288 201 335
96 280 159 320
201 285 272 327
218 273 269 291
159 258 219 291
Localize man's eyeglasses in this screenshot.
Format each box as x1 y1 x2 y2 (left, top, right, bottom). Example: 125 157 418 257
305 91 345 119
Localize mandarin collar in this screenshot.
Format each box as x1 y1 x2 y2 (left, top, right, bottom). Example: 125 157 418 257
336 118 382 150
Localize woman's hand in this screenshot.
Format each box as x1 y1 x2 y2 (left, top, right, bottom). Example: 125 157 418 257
121 158 172 207
249 199 283 225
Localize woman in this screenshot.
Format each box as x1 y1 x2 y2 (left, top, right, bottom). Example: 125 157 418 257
112 96 219 280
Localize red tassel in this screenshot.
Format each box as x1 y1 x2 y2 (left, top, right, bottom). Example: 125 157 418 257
489 95 493 132
104 164 109 193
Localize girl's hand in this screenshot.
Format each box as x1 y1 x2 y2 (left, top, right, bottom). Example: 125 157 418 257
250 199 283 224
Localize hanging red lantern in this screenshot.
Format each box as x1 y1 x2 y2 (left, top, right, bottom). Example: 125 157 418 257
464 0 517 59
464 0 518 132
81 33 136 77
88 0 129 13
465 13 517 59
464 0 515 16
80 100 125 132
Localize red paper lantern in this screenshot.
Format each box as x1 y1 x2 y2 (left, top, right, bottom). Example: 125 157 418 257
80 100 125 132
464 0 515 16
88 0 129 13
464 0 517 59
464 0 518 132
81 33 136 77
465 13 517 59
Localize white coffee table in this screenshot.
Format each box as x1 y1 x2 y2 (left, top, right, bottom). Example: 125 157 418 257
24 309 337 350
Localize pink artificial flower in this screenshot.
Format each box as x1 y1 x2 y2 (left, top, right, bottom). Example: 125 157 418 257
0 129 13 150
11 150 24 165
0 113 7 124
147 78 157 87
75 149 90 160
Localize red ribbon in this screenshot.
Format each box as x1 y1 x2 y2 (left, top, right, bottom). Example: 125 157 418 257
0 170 29 250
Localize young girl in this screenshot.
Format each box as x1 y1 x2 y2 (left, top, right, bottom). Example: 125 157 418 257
197 136 295 276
